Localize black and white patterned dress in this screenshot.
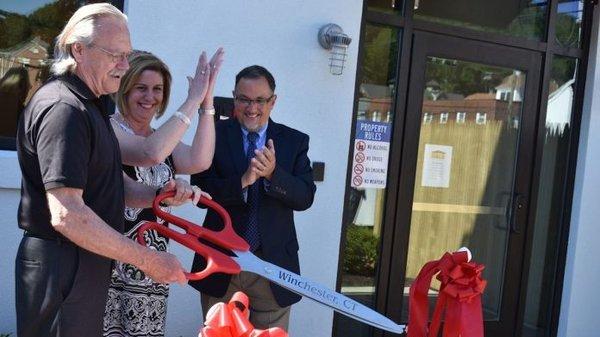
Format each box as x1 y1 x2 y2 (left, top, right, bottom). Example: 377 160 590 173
103 118 175 337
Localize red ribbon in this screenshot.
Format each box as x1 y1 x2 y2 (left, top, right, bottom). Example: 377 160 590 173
408 251 487 337
199 292 288 337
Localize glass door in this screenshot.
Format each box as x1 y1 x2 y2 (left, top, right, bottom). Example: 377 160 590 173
386 32 541 337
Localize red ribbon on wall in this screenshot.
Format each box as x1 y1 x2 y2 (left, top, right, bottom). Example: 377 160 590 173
408 251 487 337
199 292 288 337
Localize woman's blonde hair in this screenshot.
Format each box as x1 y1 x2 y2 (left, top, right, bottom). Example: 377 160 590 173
116 51 172 119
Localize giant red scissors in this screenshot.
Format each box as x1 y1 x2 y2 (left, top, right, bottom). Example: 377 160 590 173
138 192 411 334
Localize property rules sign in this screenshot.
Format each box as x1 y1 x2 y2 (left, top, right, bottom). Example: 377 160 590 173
351 120 391 189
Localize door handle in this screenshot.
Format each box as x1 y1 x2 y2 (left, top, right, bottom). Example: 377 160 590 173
496 191 512 230
508 193 525 234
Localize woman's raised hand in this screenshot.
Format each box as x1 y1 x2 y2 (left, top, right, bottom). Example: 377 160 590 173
186 51 211 107
201 47 225 109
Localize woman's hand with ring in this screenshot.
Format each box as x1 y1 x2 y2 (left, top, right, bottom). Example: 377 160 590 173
186 51 210 106
201 47 225 109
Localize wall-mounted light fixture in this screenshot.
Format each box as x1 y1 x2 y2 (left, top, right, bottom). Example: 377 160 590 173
318 23 352 75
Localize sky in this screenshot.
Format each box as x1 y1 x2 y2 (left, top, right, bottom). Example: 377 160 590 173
1 0 56 15
558 1 584 20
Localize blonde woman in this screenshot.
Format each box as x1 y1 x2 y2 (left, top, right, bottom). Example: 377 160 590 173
103 49 223 337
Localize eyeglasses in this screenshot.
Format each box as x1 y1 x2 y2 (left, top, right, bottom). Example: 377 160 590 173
234 94 275 107
89 43 131 63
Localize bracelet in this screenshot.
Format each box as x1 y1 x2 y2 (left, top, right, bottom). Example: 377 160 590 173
199 107 216 116
173 111 191 126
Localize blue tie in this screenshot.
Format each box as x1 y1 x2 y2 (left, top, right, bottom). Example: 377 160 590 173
245 132 261 251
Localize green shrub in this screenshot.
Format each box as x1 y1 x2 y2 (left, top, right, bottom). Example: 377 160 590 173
343 224 379 276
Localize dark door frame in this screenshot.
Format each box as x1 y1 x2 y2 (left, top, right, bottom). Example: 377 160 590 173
382 31 542 337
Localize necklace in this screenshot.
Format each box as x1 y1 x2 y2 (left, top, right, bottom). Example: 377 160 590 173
117 112 152 137
115 112 134 134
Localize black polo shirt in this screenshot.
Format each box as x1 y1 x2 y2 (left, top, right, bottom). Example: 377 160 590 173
17 73 125 240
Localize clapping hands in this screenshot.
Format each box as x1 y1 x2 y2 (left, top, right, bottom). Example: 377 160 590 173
242 139 276 188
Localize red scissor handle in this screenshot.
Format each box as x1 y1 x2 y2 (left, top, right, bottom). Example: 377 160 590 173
136 191 249 280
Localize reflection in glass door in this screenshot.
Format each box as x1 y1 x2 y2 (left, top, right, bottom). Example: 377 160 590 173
401 57 526 321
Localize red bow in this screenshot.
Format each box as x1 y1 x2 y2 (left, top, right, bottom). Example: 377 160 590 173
199 292 288 337
408 251 487 337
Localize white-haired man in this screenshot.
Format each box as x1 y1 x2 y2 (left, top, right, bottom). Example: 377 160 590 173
16 4 195 337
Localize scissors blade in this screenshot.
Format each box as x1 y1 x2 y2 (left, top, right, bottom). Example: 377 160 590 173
233 250 406 334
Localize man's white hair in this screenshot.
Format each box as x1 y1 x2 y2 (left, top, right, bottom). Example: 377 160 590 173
51 3 127 75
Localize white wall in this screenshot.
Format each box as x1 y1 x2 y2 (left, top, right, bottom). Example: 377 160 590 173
557 7 600 337
124 1 363 336
0 1 361 335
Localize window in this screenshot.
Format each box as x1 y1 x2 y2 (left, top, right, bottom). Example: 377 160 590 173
511 116 520 129
423 112 433 124
367 0 403 15
440 112 449 124
476 112 487 124
456 111 466 123
500 91 513 101
413 0 548 41
0 0 122 150
556 1 584 48
522 56 578 336
335 23 400 337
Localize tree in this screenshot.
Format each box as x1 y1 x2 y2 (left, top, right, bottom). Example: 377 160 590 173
361 25 398 86
28 0 79 52
0 13 31 50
